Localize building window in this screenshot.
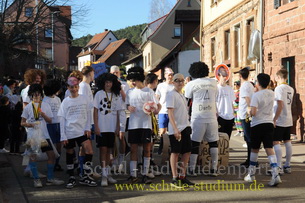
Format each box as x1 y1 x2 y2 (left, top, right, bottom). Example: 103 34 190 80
25 7 33 17
246 18 255 64
45 27 52 38
281 56 295 87
144 55 147 69
224 30 230 60
45 48 52 60
148 53 151 66
211 37 216 71
234 24 241 67
274 0 295 9
174 27 181 37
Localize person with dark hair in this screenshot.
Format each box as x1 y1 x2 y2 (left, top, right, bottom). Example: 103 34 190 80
273 68 294 174
3 79 16 96
126 67 160 184
9 101 23 154
145 73 159 90
93 73 122 186
185 61 219 177
216 71 235 139
58 76 97 189
238 67 255 167
43 79 63 171
244 73 281 186
21 84 64 188
0 96 11 153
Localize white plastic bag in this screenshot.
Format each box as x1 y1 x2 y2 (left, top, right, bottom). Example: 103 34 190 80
25 122 48 155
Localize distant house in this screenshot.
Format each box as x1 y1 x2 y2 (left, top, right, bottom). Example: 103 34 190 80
140 0 201 76
77 30 138 70
121 53 143 71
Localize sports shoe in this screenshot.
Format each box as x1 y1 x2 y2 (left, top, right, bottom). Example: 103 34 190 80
147 172 155 179
141 175 152 184
283 166 291 174
242 143 247 148
101 176 108 187
34 179 43 188
118 164 124 174
127 176 138 184
188 170 198 177
268 174 282 186
153 170 162 176
170 179 183 189
0 148 9 153
209 169 218 177
66 176 76 189
107 175 117 184
46 178 65 186
179 177 195 186
240 132 244 137
244 173 255 182
79 175 97 187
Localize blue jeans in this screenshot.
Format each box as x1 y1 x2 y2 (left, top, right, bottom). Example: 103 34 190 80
241 119 251 143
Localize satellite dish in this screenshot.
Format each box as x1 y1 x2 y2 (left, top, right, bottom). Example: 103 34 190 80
247 29 261 61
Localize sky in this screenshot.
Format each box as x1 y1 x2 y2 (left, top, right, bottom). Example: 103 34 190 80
71 0 177 39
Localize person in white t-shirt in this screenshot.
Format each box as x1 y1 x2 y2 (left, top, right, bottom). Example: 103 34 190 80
126 67 160 184
273 69 294 174
94 73 123 187
216 72 235 139
64 70 83 99
43 79 62 171
155 67 174 154
167 73 194 188
184 62 219 177
21 84 64 188
244 73 281 187
110 65 129 173
58 76 97 189
238 67 255 167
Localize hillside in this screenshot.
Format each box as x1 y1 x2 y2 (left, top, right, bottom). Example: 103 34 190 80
72 23 147 47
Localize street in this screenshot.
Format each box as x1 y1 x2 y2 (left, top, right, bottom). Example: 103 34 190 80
1 132 305 203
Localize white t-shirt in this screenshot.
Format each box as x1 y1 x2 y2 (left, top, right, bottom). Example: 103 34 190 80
216 84 235 120
184 78 218 123
21 101 53 139
79 81 94 125
43 96 61 123
126 87 159 130
250 89 274 127
57 95 91 141
274 84 294 127
238 81 254 119
166 90 190 135
156 82 174 114
120 80 130 110
93 90 123 132
21 85 31 104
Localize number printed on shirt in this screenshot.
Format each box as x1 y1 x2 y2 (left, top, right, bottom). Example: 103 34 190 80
287 92 292 105
204 90 210 100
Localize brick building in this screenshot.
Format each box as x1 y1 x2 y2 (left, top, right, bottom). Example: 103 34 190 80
263 0 305 140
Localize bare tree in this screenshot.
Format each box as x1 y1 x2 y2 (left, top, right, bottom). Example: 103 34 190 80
149 0 175 22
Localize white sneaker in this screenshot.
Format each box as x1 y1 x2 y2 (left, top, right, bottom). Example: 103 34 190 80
101 176 108 187
34 179 43 188
268 174 282 186
242 143 247 148
244 173 255 182
107 176 117 184
283 166 291 174
147 172 155 179
0 148 9 153
240 132 244 137
46 178 65 186
153 170 162 176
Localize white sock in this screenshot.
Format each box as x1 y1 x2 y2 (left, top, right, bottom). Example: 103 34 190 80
118 153 125 165
137 146 143 164
273 144 282 168
142 157 151 176
210 147 218 170
249 152 258 175
284 142 292 167
250 152 258 163
130 161 137 177
189 154 198 171
102 167 107 177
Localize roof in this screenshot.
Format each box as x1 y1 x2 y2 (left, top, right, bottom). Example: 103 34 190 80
121 53 143 65
85 31 109 48
97 39 128 62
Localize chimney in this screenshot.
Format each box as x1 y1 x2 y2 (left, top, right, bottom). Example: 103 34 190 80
105 29 108 32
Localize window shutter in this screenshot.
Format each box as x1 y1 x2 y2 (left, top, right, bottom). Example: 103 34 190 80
274 0 281 9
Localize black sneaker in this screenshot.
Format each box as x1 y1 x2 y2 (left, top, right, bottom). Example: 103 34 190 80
66 176 76 189
179 177 195 186
141 175 152 184
127 176 138 184
79 175 97 187
170 179 183 189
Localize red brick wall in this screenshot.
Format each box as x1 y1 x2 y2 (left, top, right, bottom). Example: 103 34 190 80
264 0 305 140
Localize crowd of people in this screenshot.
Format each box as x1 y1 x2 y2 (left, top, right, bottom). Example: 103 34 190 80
0 62 294 189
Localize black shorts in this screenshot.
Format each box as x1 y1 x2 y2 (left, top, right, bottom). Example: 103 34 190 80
274 126 291 141
41 139 53 152
96 132 115 148
251 123 274 149
128 129 152 144
64 135 89 149
169 127 192 154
